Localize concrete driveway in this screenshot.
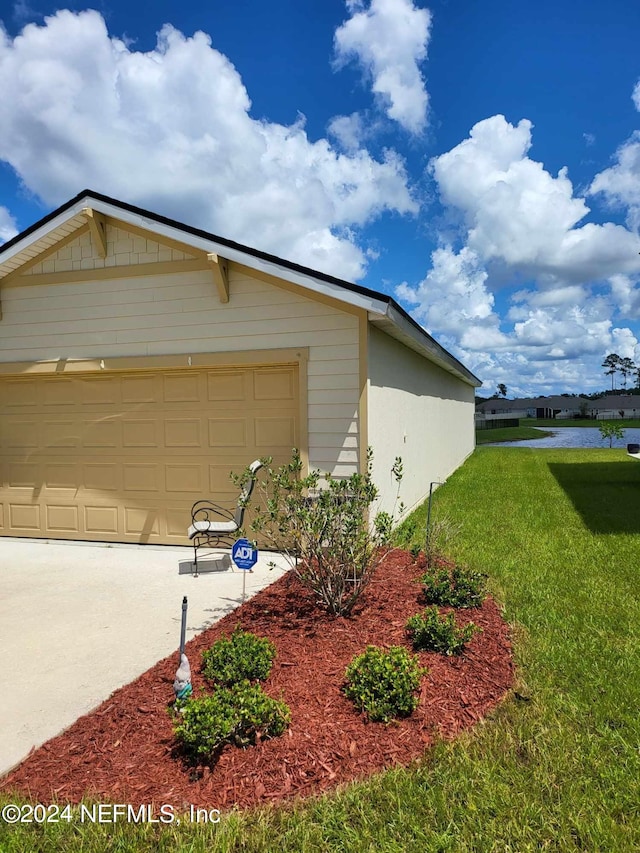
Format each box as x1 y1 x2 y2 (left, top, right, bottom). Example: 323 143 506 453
0 539 288 777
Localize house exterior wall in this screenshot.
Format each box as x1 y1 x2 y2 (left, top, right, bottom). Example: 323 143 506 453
367 325 475 518
0 231 361 478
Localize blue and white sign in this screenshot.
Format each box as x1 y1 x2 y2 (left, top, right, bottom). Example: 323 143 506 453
232 538 258 571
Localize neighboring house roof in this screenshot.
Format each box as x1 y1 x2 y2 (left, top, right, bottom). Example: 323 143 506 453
0 189 481 388
587 395 640 409
477 395 590 413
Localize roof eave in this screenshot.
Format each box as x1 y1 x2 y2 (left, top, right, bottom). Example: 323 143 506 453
0 189 482 387
369 302 482 388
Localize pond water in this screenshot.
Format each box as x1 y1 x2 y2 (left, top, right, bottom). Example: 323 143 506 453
487 426 640 449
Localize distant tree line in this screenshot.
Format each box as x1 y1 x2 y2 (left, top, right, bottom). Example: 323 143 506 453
475 354 640 405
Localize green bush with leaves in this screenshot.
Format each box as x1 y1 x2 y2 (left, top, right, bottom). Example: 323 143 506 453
232 448 405 616
201 629 276 686
598 420 624 448
420 564 486 608
406 606 480 655
344 645 424 722
173 682 290 761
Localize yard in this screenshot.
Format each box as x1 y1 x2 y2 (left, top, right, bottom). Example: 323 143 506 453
1 447 639 851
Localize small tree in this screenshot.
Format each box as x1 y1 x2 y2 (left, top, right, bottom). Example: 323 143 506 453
233 448 403 616
619 357 636 390
602 353 621 391
497 383 508 398
598 421 624 448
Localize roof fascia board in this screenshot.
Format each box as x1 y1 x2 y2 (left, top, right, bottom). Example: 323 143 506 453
0 206 83 267
376 302 482 387
83 196 390 314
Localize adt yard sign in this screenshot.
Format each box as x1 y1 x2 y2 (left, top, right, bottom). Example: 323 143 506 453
232 538 258 571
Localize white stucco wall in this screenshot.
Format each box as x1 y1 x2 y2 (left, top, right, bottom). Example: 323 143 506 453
367 324 475 519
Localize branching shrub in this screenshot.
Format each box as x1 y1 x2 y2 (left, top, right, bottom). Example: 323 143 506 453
420 564 487 608
173 683 290 761
406 606 480 655
233 448 404 616
202 629 276 686
343 645 424 722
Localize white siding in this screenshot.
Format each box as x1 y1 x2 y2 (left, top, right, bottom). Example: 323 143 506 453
367 325 475 518
0 263 360 477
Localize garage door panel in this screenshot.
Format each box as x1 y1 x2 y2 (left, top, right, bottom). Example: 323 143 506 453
85 505 119 535
254 368 295 400
165 507 190 538
0 364 299 544
9 504 40 530
207 371 246 401
83 463 120 491
82 419 119 448
208 418 248 448
44 462 78 490
9 463 38 488
44 421 79 448
43 378 75 407
122 420 158 448
123 463 160 492
121 374 157 403
165 464 202 493
164 419 201 448
163 373 200 403
4 420 39 449
80 377 118 406
5 381 37 408
255 417 296 448
46 504 79 533
124 506 160 538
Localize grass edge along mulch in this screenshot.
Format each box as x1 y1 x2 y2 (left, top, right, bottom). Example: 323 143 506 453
0 549 513 812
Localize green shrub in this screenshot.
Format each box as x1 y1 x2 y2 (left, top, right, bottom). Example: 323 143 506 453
202 629 276 685
420 564 486 608
344 645 424 723
406 606 480 655
233 448 405 617
173 682 290 761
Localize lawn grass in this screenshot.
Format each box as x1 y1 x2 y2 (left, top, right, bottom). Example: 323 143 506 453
476 425 552 444
2 447 639 851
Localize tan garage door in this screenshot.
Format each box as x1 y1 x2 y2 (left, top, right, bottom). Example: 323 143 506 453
0 365 299 544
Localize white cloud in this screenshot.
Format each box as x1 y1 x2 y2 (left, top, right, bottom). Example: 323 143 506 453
609 274 640 318
0 205 18 243
431 115 640 280
588 79 640 232
0 10 417 280
611 326 639 360
328 112 365 151
589 132 640 232
396 245 506 346
334 0 431 134
396 113 640 394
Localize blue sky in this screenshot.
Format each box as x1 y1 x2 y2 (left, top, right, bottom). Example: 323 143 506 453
1 0 640 396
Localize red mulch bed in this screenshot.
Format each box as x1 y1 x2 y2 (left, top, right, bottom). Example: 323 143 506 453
1 550 513 811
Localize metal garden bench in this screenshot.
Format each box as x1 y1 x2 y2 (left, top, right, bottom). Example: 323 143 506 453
187 459 263 575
